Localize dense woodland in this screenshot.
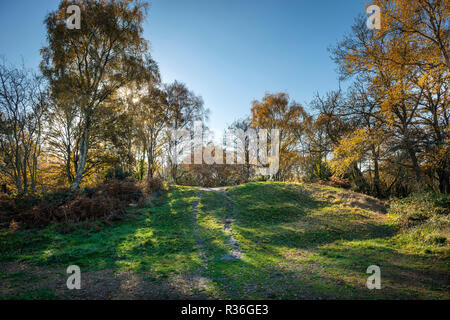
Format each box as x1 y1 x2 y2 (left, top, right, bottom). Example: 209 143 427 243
0 0 448 208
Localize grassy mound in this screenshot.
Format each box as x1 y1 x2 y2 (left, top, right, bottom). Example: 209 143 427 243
0 182 448 299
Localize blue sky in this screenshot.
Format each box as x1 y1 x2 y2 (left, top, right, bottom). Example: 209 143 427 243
0 0 366 135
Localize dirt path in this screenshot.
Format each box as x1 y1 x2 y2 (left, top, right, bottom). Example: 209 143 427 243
198 187 242 260
191 193 207 263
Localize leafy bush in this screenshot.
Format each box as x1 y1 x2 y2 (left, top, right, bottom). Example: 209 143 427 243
42 188 73 205
388 192 449 228
0 194 18 229
388 192 449 249
301 160 332 182
105 166 133 181
394 214 449 249
145 177 164 193
0 179 146 230
97 178 143 202
318 177 351 189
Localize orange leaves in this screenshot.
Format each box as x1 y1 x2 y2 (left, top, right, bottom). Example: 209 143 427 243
251 92 306 132
332 128 370 177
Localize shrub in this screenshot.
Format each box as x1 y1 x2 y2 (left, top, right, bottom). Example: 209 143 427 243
302 160 332 182
395 214 449 249
318 177 351 189
42 188 74 205
96 178 143 202
0 194 18 229
0 193 42 228
62 194 125 222
105 166 133 181
388 192 449 228
0 179 146 230
388 193 449 249
15 192 127 229
146 177 163 194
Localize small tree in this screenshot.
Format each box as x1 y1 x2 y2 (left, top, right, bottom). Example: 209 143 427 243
0 62 47 193
41 0 150 189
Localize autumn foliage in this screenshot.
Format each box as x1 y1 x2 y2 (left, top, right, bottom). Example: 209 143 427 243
0 0 448 232
0 179 149 229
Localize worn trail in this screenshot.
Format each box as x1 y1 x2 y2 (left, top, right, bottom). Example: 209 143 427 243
198 187 243 260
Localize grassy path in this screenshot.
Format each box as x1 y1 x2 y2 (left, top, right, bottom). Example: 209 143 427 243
199 188 242 260
1 182 449 299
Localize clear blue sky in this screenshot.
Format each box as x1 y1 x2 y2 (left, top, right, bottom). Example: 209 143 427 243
0 0 366 135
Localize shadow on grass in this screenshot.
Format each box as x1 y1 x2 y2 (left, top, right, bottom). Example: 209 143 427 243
313 240 450 298
228 182 396 251
0 187 215 299
210 182 449 299
1 182 448 299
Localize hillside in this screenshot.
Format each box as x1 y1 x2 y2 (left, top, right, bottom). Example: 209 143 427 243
1 182 448 299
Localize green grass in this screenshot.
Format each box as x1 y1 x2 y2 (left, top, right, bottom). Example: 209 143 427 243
0 186 201 275
1 289 58 300
0 182 448 299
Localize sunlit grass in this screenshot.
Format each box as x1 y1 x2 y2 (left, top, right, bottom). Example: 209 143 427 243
1 182 448 299
0 186 201 276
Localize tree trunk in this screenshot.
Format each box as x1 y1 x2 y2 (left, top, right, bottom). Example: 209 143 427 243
71 122 90 190
15 160 22 193
31 154 37 193
351 162 369 192
66 145 73 185
437 163 449 194
372 146 381 197
147 140 154 180
245 148 250 182
407 146 422 187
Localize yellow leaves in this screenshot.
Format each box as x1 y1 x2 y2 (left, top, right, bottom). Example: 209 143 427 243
331 128 380 177
251 93 306 132
341 0 448 111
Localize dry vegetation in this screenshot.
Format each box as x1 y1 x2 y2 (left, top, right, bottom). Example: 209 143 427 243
0 178 165 230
